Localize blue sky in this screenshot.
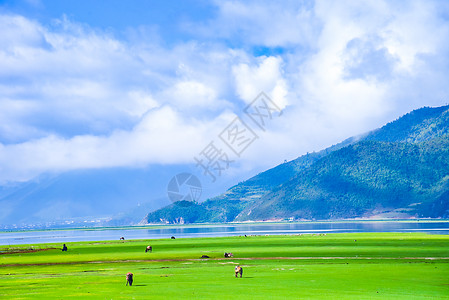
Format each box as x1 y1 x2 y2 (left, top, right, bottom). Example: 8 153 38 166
1 0 449 184
0 0 218 44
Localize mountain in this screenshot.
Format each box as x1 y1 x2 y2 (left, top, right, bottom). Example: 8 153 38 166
146 105 449 223
238 137 449 221
0 165 184 228
0 158 254 228
363 105 449 143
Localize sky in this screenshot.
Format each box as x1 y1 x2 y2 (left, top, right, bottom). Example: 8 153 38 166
1 0 449 186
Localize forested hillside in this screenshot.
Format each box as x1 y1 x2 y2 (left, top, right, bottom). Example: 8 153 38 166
146 105 449 223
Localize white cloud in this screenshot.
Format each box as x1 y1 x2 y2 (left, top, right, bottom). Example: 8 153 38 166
220 0 449 168
0 105 239 182
160 80 227 113
293 0 449 137
125 90 159 117
1 0 449 184
0 14 150 141
190 0 320 48
0 14 235 182
380 1 448 73
233 56 288 109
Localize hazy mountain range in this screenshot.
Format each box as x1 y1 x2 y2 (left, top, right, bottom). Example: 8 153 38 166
146 105 449 223
0 163 248 228
1 105 448 228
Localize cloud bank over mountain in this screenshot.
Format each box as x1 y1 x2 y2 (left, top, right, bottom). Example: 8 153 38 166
1 0 449 184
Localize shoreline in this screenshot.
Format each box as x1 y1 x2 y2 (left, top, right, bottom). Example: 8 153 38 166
1 218 449 234
1 220 449 247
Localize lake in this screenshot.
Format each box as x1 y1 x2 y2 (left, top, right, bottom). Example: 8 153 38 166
1 221 448 246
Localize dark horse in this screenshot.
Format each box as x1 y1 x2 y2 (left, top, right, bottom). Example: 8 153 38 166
126 272 133 286
235 266 243 278
145 245 152 253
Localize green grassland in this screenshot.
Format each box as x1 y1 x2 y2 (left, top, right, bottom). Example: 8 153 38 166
1 233 448 299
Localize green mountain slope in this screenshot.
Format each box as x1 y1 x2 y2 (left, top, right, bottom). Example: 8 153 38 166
146 105 449 223
363 105 449 143
238 137 449 221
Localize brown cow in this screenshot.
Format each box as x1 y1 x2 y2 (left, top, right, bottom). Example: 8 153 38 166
234 266 243 278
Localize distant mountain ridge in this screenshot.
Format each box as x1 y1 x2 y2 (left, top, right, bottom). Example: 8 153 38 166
146 105 449 223
0 166 182 227
363 105 449 143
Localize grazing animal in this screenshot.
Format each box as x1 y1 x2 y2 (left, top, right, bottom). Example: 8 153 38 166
126 272 133 286
171 236 176 239
224 252 233 258
201 255 210 258
145 246 152 253
61 244 68 252
120 237 125 241
235 266 243 278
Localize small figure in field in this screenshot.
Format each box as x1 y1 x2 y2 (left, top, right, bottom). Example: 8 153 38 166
171 236 176 239
126 272 133 286
235 266 243 278
224 252 233 258
120 237 125 241
145 245 152 253
61 244 68 251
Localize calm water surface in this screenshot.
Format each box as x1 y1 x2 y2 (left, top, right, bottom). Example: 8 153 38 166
1 221 448 246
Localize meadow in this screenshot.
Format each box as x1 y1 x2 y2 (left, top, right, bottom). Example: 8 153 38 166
0 232 448 299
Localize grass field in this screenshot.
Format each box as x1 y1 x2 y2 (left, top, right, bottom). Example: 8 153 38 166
1 232 448 299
